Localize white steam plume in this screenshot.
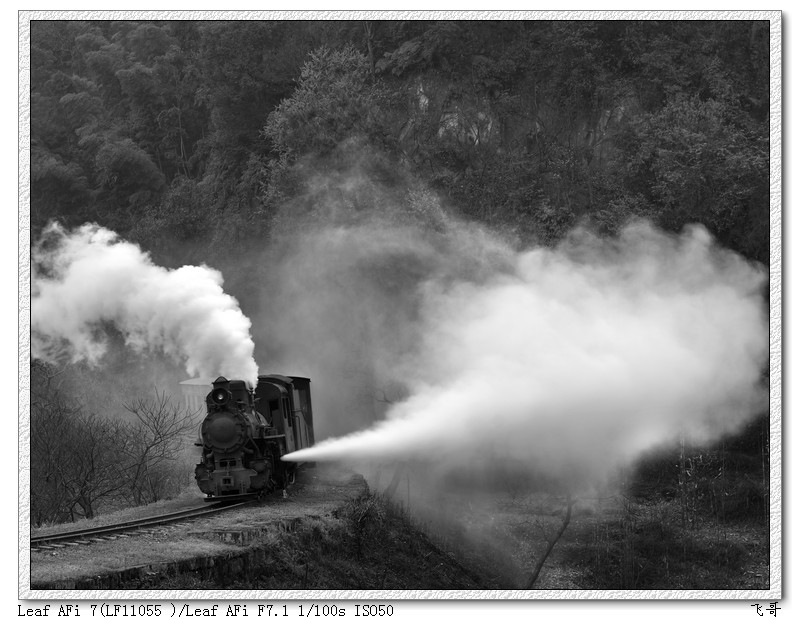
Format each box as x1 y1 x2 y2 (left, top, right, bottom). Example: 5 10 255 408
32 223 258 384
284 222 767 484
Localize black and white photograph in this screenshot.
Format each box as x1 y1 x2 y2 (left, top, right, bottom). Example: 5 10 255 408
18 10 782 609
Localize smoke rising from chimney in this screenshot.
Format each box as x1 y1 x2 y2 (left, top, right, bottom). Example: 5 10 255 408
32 223 258 385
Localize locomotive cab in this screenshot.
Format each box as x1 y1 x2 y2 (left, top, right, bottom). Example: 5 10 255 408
255 375 315 453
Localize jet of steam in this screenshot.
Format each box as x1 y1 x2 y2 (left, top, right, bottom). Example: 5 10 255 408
32 223 258 384
283 222 767 484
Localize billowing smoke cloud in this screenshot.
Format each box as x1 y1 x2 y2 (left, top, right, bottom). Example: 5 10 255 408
284 221 767 485
32 223 258 385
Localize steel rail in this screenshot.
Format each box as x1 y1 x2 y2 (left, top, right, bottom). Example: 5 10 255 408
30 499 254 550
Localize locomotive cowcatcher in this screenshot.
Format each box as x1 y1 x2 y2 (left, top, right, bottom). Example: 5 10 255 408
194 374 315 500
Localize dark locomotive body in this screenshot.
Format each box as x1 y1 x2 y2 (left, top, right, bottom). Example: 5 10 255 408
194 374 315 499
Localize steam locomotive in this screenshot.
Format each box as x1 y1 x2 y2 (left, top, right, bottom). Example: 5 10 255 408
194 374 315 500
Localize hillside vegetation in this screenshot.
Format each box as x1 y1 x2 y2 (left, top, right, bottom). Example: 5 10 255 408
31 20 769 264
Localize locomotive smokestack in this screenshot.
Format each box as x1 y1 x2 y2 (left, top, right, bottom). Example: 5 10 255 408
32 223 259 384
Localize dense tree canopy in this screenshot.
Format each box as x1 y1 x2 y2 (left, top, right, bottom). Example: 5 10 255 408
30 19 770 264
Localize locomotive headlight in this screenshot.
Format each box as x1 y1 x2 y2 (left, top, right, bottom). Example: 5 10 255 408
211 387 231 406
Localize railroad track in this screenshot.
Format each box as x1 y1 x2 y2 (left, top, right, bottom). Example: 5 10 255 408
30 499 255 552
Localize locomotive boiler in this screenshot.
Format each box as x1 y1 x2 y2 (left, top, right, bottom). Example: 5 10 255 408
194 374 315 499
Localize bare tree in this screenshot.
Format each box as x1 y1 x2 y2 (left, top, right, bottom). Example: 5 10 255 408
525 494 575 589
31 390 80 524
31 373 129 523
64 413 129 519
122 390 195 505
31 363 198 524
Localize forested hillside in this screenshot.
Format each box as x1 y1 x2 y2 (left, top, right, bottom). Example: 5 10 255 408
31 20 770 264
